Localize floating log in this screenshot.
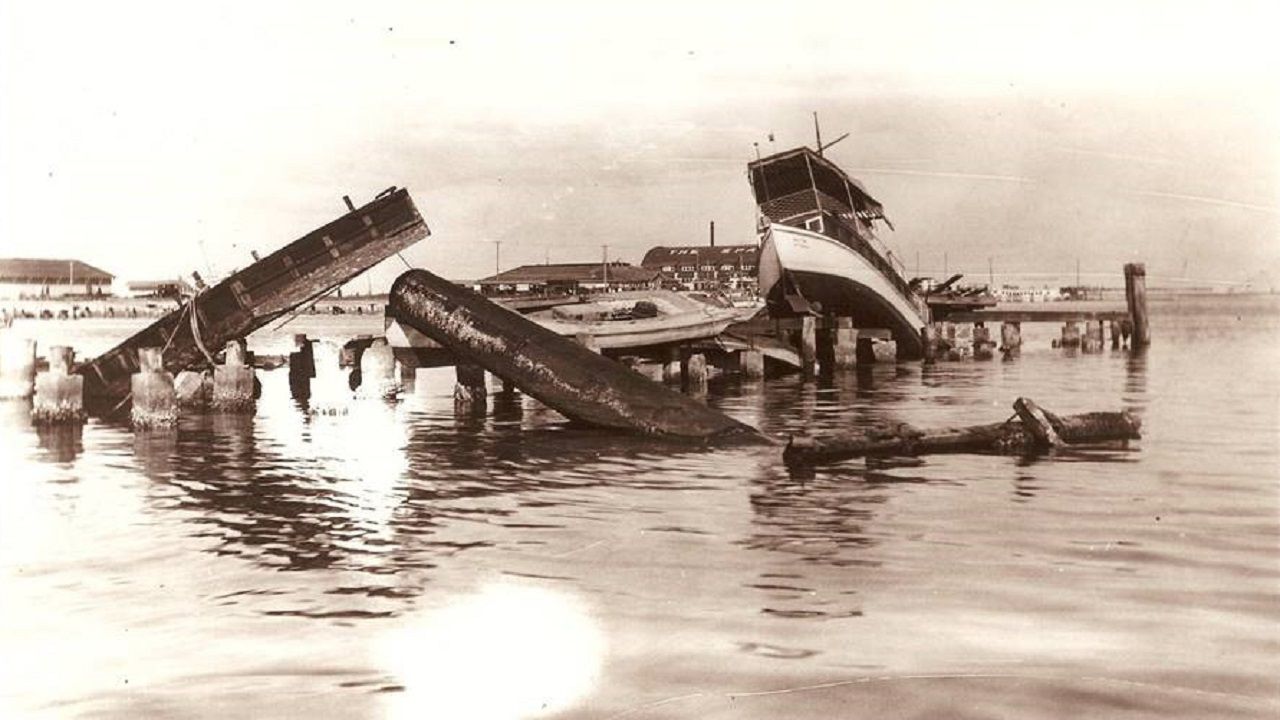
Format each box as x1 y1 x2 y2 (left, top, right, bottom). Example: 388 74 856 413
388 268 760 441
783 397 1140 467
78 188 429 410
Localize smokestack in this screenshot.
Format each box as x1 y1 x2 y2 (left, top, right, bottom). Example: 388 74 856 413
710 220 715 247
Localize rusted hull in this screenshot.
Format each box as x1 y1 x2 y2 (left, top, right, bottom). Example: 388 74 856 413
388 269 760 441
79 189 430 407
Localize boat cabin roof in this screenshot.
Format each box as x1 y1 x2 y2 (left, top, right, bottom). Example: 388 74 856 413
747 146 885 219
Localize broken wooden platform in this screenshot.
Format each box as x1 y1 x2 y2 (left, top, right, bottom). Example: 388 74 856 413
78 188 430 408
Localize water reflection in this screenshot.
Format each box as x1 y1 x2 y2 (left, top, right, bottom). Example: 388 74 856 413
34 422 83 464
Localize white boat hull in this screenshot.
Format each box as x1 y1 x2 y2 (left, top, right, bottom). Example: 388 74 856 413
758 224 927 357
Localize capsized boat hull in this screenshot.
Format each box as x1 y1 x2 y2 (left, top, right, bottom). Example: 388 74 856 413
758 224 927 358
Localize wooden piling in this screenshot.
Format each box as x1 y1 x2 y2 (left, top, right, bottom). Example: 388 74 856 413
357 338 399 399
683 353 708 395
739 349 764 379
32 346 85 424
454 362 487 411
131 347 177 428
972 324 994 360
832 317 856 370
212 341 256 412
662 347 682 384
1000 321 1021 354
0 332 36 399
1124 262 1150 347
1083 320 1105 352
288 333 315 400
921 324 938 362
1060 321 1081 348
1109 320 1122 349
799 316 817 376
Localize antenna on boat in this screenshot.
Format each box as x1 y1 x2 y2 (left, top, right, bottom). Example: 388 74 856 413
812 112 850 155
753 141 761 162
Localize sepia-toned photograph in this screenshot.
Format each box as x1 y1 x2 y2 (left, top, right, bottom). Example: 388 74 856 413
1 2 1277 718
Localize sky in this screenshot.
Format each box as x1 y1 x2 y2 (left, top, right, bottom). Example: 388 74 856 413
1 1 1277 290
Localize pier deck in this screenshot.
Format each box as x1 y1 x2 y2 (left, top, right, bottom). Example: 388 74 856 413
943 301 1130 324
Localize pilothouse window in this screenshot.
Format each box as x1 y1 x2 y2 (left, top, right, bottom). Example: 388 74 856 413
804 216 824 233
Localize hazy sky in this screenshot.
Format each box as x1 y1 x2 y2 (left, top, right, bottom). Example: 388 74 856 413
2 1 1276 290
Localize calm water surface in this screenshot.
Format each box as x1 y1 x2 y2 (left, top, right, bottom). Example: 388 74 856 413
2 295 1277 718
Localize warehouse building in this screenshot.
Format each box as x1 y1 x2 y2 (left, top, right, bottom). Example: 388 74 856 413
477 262 661 296
0 258 115 299
640 245 759 292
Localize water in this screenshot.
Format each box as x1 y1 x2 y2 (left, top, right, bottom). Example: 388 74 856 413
2 295 1277 718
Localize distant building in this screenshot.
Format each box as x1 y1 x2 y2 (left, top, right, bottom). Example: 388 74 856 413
640 245 759 292
477 262 661 296
0 258 114 299
126 278 194 299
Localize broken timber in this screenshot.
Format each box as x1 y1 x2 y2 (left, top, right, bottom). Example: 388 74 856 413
783 397 1140 467
79 188 429 409
388 268 761 441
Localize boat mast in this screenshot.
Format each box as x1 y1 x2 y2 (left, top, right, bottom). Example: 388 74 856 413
813 112 823 156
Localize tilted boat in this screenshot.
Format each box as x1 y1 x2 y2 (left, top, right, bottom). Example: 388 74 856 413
749 146 929 358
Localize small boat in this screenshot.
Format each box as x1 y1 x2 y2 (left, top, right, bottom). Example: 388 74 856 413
526 290 745 350
750 145 929 358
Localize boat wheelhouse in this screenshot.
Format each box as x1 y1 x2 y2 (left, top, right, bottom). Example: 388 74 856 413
749 146 928 357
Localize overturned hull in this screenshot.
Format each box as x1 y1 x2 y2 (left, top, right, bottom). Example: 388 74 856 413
80 188 429 407
388 268 760 441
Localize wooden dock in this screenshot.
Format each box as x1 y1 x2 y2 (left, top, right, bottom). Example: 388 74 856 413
942 301 1130 323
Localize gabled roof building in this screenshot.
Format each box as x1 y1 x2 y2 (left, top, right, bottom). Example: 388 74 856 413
477 262 661 295
0 258 115 299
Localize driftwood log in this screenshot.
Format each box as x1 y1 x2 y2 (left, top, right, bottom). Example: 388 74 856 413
783 397 1140 467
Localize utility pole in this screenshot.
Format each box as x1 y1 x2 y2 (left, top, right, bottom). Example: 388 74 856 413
1076 258 1081 288
488 240 502 276
601 244 610 289
988 257 994 288
944 251 949 276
